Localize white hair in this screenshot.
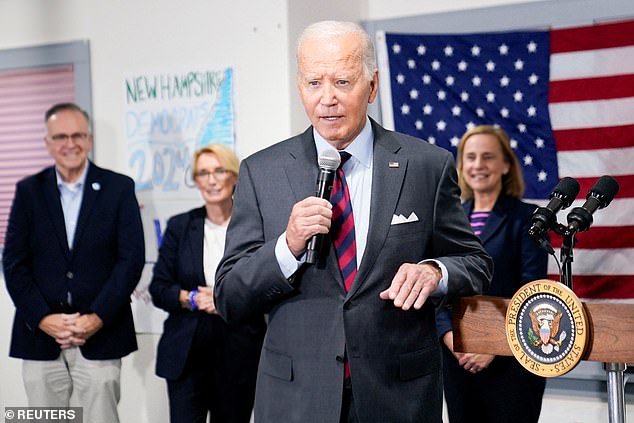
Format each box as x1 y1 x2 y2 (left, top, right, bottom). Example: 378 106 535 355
296 20 377 80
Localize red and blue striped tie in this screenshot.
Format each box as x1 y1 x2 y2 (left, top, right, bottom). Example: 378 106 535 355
331 151 356 380
331 151 357 293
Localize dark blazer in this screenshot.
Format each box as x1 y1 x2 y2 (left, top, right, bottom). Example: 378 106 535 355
436 195 548 336
3 162 145 360
436 194 548 423
215 119 492 423
149 207 266 381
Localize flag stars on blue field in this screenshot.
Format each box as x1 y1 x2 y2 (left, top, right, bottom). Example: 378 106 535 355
385 30 557 197
514 91 524 102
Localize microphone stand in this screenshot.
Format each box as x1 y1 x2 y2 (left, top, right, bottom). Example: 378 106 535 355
554 224 627 423
552 222 575 290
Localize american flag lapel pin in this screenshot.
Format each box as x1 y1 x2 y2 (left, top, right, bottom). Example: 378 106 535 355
388 161 399 168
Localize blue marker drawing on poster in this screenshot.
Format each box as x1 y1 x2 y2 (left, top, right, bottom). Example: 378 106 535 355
196 68 234 149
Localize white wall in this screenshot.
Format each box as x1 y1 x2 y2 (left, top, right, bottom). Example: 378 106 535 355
2 0 632 422
365 0 548 20
0 1 294 421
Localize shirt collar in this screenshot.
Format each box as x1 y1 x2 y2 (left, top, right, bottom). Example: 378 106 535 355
313 116 373 169
56 160 89 190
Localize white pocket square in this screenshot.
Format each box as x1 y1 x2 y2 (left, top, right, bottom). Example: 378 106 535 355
391 212 419 225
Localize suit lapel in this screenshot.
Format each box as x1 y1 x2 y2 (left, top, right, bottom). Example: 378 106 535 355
463 196 508 245
71 162 100 255
187 208 206 286
349 122 406 298
478 196 508 245
42 167 71 257
283 127 319 202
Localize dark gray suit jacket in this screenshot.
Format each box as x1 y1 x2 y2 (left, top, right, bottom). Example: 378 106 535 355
215 120 492 423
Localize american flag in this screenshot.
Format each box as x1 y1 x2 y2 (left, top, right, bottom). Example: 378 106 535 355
377 19 634 299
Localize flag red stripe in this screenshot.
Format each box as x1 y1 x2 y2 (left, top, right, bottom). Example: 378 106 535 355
549 74 634 103
553 124 634 151
551 20 634 54
574 175 634 199
568 275 634 299
549 226 634 249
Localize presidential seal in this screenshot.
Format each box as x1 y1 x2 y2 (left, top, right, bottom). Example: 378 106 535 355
506 279 589 377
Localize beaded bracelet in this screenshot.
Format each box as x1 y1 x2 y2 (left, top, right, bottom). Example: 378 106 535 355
189 289 199 311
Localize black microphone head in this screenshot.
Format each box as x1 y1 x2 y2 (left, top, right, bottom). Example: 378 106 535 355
318 149 341 171
587 175 619 208
551 177 580 209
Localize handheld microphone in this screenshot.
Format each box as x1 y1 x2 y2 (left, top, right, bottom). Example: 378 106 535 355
528 177 580 242
566 175 619 234
306 149 341 264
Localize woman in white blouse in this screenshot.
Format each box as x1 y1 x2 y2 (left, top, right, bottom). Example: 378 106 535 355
150 144 266 423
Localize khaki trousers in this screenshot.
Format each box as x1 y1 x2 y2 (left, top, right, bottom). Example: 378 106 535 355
23 347 121 423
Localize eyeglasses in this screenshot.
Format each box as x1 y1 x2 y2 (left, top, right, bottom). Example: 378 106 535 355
47 132 90 143
194 167 231 181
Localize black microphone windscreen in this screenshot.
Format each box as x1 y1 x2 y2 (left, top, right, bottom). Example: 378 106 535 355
318 149 341 170
588 175 619 207
552 177 581 208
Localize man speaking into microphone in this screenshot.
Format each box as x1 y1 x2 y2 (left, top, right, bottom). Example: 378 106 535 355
215 21 492 423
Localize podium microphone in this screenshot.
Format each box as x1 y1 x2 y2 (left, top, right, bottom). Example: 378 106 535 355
306 149 341 264
566 175 619 234
529 177 580 242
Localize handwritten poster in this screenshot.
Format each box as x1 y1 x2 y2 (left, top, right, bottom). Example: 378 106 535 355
124 66 235 333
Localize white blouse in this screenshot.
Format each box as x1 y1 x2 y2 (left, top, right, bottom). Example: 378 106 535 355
203 218 228 288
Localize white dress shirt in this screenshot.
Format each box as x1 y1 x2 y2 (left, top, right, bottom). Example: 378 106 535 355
275 117 447 294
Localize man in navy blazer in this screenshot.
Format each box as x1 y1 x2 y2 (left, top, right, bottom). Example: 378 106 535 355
215 21 492 423
3 103 145 423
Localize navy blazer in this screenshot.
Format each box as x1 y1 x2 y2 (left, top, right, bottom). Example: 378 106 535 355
436 194 548 337
149 207 266 381
3 162 145 360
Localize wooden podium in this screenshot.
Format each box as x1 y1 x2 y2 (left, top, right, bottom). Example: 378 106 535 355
452 295 634 362
453 295 634 422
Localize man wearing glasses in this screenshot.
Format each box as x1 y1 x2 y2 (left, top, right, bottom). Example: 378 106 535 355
3 103 145 423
